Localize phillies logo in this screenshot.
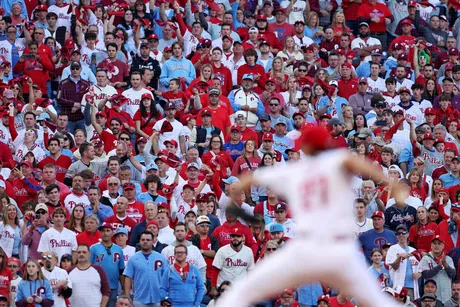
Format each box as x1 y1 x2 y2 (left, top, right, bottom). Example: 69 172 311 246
0 48 7 54
16 149 23 159
49 239 71 248
82 54 89 65
1 230 13 239
113 252 121 262
127 98 140 106
58 13 70 20
154 260 163 270
374 237 389 249
224 258 248 267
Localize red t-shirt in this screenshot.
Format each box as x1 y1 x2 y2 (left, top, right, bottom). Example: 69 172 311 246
196 106 232 136
337 78 358 100
162 90 189 119
76 230 101 247
267 22 295 46
133 110 162 137
200 236 213 278
97 60 130 84
410 187 427 201
356 3 393 33
329 297 355 307
212 63 233 96
409 223 436 251
105 108 135 127
38 155 72 183
113 201 146 224
0 268 12 298
224 127 259 148
100 130 118 153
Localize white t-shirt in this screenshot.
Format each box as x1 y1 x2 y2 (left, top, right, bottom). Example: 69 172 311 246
153 118 186 151
80 46 98 68
10 275 22 305
122 87 151 118
212 244 255 286
42 266 73 307
161 243 207 269
158 227 175 245
64 192 91 212
122 245 136 266
48 5 72 31
352 218 374 238
37 227 78 262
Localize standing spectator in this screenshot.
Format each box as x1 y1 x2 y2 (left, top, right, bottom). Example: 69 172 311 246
76 214 101 247
68 244 110 307
159 42 196 90
409 206 437 251
103 197 137 238
384 180 418 231
357 2 394 48
420 235 456 303
56 61 91 133
159 244 205 307
358 211 397 263
22 204 49 260
37 208 78 262
90 223 125 307
435 203 460 252
0 248 11 302
16 260 54 307
123 231 168 306
348 78 373 116
229 75 264 128
40 251 72 307
385 224 421 300
212 227 255 289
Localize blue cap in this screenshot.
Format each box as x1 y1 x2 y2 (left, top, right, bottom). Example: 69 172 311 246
242 74 254 81
114 227 128 236
37 113 50 121
222 176 240 184
270 223 284 233
146 163 159 171
274 117 287 126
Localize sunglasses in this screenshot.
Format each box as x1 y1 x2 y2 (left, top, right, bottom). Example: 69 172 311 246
108 183 119 186
270 104 279 107
266 248 277 251
298 69 307 72
396 231 407 236
7 265 18 268
42 254 53 259
105 246 111 255
120 137 130 141
71 66 80 70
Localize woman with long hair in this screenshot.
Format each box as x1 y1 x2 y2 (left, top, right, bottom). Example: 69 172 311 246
330 12 353 42
186 64 214 98
202 135 234 180
248 215 271 261
267 57 290 92
116 9 138 53
350 114 368 136
409 206 437 251
428 206 443 224
9 82 25 104
68 204 86 234
422 79 439 103
305 12 323 44
276 37 303 75
0 247 11 300
0 204 22 258
251 153 276 203
63 132 76 150
447 121 460 143
16 259 53 307
356 143 368 159
113 28 133 64
314 69 329 84
134 93 162 138
341 105 354 137
312 84 327 105
424 178 443 208
231 139 261 176
408 168 427 201
133 0 148 19
367 248 392 288
71 129 87 153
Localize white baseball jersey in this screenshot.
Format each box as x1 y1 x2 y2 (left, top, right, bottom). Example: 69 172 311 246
383 94 400 110
367 77 386 94
253 150 354 237
413 99 433 114
223 56 246 85
161 243 207 270
80 46 97 68
37 227 78 262
352 218 373 238
392 104 424 127
122 245 136 266
183 30 212 57
121 87 151 118
173 199 198 223
48 5 72 31
10 275 21 305
351 37 381 63
13 143 46 163
396 79 414 94
42 266 73 307
0 38 25 79
280 0 307 24
0 123 11 145
212 244 255 287
64 192 91 212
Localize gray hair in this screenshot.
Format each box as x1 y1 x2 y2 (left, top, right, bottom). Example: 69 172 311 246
84 214 99 225
117 295 133 306
361 180 375 189
107 176 120 185
434 124 447 133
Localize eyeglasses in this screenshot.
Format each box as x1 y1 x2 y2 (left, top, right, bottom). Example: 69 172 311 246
108 183 119 186
269 104 279 107
120 137 130 141
35 32 44 35
7 31 16 34
174 251 187 255
7 265 18 268
396 231 407 236
266 248 277 251
198 224 210 227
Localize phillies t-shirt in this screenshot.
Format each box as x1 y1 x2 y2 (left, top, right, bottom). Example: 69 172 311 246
162 90 189 119
37 227 78 262
268 22 295 44
212 244 255 286
0 269 12 298
97 59 129 84
200 236 213 278
113 201 146 224
64 192 91 212
38 155 72 183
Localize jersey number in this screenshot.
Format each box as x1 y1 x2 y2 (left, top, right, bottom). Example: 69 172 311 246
302 177 328 209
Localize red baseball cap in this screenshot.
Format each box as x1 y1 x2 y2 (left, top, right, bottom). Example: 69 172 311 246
431 235 444 244
262 132 273 141
196 193 209 202
371 211 385 219
20 160 33 168
256 14 267 21
115 32 125 40
164 139 178 148
317 295 330 303
146 220 159 229
230 227 243 236
230 124 241 132
400 19 413 26
408 0 417 6
424 108 435 115
341 62 352 69
201 109 212 117
398 87 411 95
358 77 368 84
36 4 48 10
122 182 135 190
423 132 434 140
96 111 107 118
141 93 153 100
137 136 147 144
449 48 459 56
148 34 159 40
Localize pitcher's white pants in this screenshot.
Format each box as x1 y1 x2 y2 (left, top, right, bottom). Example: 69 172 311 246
216 239 401 307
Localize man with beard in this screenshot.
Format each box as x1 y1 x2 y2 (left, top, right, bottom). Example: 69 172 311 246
124 231 168 306
367 96 387 127
286 112 305 143
212 227 255 288
90 223 125 307
393 87 424 127
229 75 264 128
351 23 382 62
41 251 73 307
63 175 91 212
443 281 460 307
436 203 460 252
69 245 110 307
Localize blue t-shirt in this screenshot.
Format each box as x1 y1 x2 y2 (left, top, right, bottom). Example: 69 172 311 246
224 142 244 161
358 229 398 263
403 247 414 289
90 243 125 289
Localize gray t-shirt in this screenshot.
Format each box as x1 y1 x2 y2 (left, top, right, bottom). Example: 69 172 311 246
420 146 444 176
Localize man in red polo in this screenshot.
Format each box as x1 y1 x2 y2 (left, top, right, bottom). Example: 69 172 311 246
337 62 358 100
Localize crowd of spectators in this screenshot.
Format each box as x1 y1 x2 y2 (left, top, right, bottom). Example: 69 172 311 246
2 0 460 305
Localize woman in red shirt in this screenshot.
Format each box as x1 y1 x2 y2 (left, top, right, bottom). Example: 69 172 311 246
231 139 262 176
202 135 234 181
330 11 354 43
408 168 427 201
0 248 12 300
134 93 162 138
409 206 437 251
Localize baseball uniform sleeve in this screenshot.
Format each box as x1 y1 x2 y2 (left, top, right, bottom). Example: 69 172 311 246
385 246 399 267
212 249 225 270
123 257 134 278
37 231 49 253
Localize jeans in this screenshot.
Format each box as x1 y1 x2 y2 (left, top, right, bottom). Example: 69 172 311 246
107 289 118 307
66 119 85 135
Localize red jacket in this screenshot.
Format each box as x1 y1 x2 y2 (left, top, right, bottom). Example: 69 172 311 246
211 221 258 257
8 176 39 207
337 78 358 100
436 220 460 253
76 230 101 246
13 55 54 95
